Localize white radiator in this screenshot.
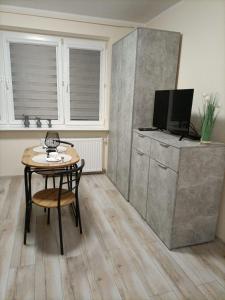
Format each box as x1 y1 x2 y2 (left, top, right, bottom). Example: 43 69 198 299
62 138 103 173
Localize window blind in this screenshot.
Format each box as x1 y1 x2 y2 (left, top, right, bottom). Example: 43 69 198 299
69 49 100 121
9 43 58 120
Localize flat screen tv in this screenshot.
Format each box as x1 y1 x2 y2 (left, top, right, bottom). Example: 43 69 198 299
153 89 194 135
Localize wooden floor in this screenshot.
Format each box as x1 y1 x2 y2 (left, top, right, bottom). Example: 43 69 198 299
1 175 225 300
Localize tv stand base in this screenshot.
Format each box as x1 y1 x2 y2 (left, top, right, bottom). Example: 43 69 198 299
179 134 201 141
138 127 159 131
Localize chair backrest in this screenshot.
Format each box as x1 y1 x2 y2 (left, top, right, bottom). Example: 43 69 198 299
45 131 74 148
59 160 85 204
59 140 74 147
45 131 60 149
58 159 85 192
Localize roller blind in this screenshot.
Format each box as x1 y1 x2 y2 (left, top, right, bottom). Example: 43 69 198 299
69 48 100 121
9 43 58 120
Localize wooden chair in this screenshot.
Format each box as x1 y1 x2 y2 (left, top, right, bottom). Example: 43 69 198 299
24 159 85 255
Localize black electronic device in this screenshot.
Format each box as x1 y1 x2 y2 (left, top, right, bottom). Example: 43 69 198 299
153 89 194 136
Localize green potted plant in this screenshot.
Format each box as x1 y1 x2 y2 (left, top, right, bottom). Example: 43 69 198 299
199 93 218 143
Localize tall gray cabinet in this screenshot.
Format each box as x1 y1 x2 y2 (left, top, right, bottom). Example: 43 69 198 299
107 28 181 199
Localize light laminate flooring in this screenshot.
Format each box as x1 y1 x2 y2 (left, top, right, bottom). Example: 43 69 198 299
1 174 225 300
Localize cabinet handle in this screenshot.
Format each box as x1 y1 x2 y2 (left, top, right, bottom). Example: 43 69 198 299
136 150 144 156
138 133 145 138
5 79 9 90
156 160 168 169
159 142 169 148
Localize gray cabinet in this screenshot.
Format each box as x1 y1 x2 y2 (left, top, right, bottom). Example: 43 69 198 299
107 28 181 200
129 129 225 249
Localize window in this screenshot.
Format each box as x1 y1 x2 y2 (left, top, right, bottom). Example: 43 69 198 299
10 43 58 120
63 38 106 128
0 31 107 130
2 32 63 127
69 49 100 121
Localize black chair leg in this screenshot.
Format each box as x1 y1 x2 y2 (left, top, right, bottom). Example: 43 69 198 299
76 198 82 234
45 176 48 189
70 203 78 227
74 202 78 227
67 173 70 190
27 202 32 232
44 176 48 213
70 169 72 190
57 207 64 255
53 176 56 188
47 208 50 224
23 207 29 244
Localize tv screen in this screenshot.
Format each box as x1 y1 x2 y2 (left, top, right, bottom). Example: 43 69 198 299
153 89 194 135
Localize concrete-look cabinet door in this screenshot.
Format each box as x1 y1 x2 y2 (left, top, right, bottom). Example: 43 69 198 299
107 38 122 184
116 31 137 200
147 159 177 249
129 148 150 219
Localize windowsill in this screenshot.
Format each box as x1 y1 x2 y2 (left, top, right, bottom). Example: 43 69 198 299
0 125 109 131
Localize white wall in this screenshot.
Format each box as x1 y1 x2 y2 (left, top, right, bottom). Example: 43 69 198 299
0 9 134 176
146 0 225 241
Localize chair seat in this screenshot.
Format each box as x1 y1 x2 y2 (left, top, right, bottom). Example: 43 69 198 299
41 171 56 176
38 171 58 177
32 188 75 208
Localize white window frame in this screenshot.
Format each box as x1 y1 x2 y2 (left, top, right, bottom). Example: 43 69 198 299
0 32 8 124
2 31 64 128
63 38 107 129
0 31 108 131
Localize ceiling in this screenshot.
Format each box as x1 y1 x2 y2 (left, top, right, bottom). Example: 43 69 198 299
0 0 181 23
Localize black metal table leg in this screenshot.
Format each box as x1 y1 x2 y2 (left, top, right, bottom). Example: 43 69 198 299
27 169 32 232
23 166 33 245
58 206 64 255
23 166 29 244
47 208 50 224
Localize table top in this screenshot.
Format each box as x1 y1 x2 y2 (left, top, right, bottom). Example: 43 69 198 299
21 146 80 169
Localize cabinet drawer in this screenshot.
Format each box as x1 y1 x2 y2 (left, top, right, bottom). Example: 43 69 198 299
151 139 180 172
133 131 151 155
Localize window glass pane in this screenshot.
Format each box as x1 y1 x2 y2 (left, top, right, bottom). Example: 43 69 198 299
9 43 58 120
69 49 100 121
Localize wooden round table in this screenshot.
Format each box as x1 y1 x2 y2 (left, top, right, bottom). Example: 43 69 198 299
21 146 80 169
